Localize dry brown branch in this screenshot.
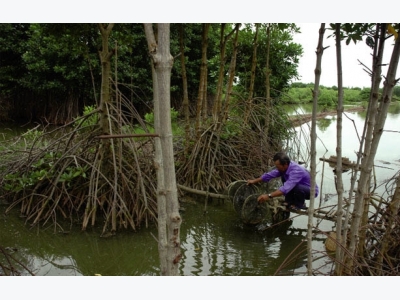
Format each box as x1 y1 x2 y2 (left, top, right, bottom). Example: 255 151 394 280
0 86 158 235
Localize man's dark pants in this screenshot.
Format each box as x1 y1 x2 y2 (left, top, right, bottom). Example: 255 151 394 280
284 184 311 208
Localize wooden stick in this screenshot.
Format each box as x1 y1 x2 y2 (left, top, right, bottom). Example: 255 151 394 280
96 133 159 139
177 184 229 200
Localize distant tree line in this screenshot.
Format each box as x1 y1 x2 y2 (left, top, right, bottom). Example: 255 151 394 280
285 82 400 107
0 23 303 124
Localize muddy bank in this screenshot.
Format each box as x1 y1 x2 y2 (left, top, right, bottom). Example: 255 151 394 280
289 106 365 127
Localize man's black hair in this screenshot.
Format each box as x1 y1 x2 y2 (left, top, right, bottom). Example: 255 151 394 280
273 152 290 166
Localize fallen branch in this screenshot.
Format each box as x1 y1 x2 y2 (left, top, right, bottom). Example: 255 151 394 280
177 184 229 200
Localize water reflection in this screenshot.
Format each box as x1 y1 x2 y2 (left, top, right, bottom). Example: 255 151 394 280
179 203 308 276
388 101 400 114
1 201 313 276
0 208 161 276
317 117 335 132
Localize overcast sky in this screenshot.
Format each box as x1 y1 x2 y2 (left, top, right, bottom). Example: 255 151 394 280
293 23 398 88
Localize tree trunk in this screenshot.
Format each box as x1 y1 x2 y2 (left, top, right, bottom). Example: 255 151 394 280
98 23 114 137
144 23 167 274
222 24 240 124
307 23 325 276
341 24 386 273
357 24 387 257
346 24 400 273
244 23 260 125
94 23 115 231
195 23 210 139
264 24 272 137
144 23 182 276
179 24 190 156
334 23 345 275
202 64 208 124
212 24 236 123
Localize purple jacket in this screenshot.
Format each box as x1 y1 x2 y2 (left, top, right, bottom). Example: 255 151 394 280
260 160 319 196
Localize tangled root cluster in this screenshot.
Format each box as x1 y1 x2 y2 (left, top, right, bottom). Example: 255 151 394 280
0 98 294 234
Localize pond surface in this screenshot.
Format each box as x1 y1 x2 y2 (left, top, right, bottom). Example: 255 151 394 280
287 102 400 200
1 198 317 276
1 102 399 276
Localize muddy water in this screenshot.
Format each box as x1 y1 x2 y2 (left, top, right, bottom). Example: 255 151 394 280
1 102 399 276
0 199 315 276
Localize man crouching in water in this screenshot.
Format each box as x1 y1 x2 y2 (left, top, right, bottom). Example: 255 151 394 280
247 152 319 210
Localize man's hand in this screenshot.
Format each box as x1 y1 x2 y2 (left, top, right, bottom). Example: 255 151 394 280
247 179 257 185
257 194 270 203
